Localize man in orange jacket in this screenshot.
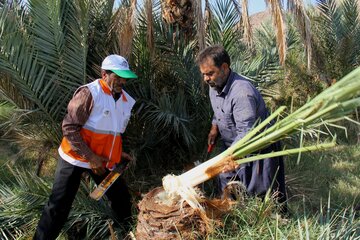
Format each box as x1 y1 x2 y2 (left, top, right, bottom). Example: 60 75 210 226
34 55 137 240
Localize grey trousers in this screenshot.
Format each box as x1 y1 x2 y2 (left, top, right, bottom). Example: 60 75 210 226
217 143 287 206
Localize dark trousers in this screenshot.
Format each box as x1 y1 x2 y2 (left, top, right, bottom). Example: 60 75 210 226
217 158 287 201
217 142 287 207
33 158 132 240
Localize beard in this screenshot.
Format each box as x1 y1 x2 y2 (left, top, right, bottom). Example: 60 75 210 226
110 81 123 93
207 81 216 88
112 86 123 93
207 77 226 92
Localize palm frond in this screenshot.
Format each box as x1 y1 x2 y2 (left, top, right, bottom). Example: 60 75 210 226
232 22 281 83
207 0 242 54
140 92 195 147
0 166 123 239
288 0 312 70
241 0 254 49
0 167 51 239
312 0 360 80
266 0 287 65
0 0 91 145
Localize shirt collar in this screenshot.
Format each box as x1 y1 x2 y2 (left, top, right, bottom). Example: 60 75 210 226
99 79 112 95
99 79 127 102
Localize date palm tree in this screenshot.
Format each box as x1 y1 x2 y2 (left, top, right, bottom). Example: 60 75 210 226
160 0 195 38
0 0 90 172
311 0 360 83
159 0 312 67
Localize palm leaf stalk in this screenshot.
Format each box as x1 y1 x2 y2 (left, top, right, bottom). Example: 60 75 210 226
163 67 360 211
288 0 312 71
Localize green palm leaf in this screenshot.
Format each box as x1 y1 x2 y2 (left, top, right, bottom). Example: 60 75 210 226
207 0 242 55
312 0 360 79
0 166 122 239
0 0 90 144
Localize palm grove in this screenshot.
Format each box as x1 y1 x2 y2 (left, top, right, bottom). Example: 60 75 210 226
0 0 360 239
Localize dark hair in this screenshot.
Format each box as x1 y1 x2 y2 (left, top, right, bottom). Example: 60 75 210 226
196 45 230 67
105 70 113 75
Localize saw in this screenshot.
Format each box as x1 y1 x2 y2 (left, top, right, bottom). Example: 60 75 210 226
90 159 130 201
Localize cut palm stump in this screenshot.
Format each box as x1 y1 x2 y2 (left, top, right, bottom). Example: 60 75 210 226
136 187 233 240
136 67 360 239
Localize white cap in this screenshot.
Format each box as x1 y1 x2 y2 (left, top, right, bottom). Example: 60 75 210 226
101 55 138 79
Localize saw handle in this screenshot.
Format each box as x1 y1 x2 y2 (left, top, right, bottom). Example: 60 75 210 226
207 143 215 153
113 158 131 173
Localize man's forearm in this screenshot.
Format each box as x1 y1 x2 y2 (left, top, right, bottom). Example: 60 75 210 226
64 132 96 161
208 124 219 145
62 87 95 162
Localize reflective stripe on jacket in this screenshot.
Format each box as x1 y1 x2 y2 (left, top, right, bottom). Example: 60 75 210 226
58 79 135 169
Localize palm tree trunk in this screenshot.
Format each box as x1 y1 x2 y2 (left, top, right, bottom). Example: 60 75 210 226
161 0 195 39
145 0 154 56
195 0 205 50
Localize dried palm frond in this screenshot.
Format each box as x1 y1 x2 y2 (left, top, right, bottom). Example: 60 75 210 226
113 0 137 59
266 0 287 65
241 0 254 49
288 0 312 71
0 75 32 109
204 0 212 33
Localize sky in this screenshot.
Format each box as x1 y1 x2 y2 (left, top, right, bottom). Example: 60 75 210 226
130 0 319 15
20 0 319 14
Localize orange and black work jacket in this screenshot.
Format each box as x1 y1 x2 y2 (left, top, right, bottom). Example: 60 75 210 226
58 79 135 169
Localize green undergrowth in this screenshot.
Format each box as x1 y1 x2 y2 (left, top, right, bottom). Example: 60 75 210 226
208 143 360 239
285 144 360 211
210 196 359 239
0 140 359 239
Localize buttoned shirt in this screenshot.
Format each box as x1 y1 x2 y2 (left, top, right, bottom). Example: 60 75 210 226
210 70 269 147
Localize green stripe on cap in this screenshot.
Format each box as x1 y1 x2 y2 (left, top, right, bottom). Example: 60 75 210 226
112 69 138 79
